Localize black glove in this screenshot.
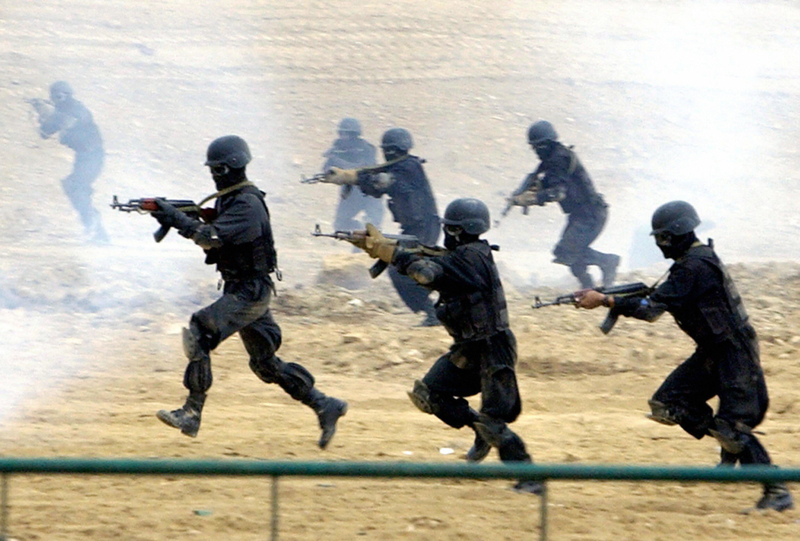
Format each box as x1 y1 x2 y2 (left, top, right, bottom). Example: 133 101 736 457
154 199 200 238
150 209 175 228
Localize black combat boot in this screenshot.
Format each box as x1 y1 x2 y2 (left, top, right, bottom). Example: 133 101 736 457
756 483 794 512
717 449 739 467
512 479 545 495
466 431 492 463
600 254 620 288
306 389 348 449
474 413 542 495
156 393 205 438
465 409 491 463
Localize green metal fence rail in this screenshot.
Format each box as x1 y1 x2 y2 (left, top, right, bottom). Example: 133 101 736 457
1 458 799 541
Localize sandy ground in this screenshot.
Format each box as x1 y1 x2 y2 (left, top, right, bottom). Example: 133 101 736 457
2 0 800 539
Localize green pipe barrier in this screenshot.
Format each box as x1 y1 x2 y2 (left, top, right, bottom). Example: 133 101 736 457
0 457 798 483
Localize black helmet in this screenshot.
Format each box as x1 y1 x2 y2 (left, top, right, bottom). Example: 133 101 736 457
650 201 701 236
442 198 491 235
527 120 558 145
380 128 413 152
338 117 362 135
205 135 252 169
49 81 73 100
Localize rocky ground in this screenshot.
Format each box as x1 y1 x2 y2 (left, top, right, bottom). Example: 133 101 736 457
2 0 800 539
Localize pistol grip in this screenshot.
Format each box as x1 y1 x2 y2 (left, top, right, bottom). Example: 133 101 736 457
153 224 171 243
369 259 389 279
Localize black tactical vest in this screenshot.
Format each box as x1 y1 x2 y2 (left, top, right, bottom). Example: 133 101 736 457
212 186 277 281
670 244 750 346
435 242 510 342
539 143 604 214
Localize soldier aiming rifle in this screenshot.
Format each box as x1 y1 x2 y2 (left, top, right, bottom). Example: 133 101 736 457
111 196 217 242
504 120 619 288
312 223 445 278
575 200 793 512
316 127 442 326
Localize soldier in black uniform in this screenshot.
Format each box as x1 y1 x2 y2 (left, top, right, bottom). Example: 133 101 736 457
322 118 384 232
354 198 542 494
152 135 347 448
324 127 441 326
509 120 618 288
576 201 793 512
29 81 109 243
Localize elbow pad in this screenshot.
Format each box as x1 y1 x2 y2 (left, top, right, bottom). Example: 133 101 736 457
192 225 223 249
406 259 443 285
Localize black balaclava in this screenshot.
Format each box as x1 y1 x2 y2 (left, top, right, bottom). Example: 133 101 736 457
444 227 478 251
657 231 698 259
533 140 556 161
212 165 247 192
382 147 406 162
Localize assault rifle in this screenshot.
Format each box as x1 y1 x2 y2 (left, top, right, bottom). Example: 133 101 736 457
312 224 446 278
300 173 327 184
495 172 541 227
111 196 217 242
300 155 412 186
24 97 53 115
533 281 653 334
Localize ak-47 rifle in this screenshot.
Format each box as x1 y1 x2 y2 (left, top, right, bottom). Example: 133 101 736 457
300 155 411 186
495 172 541 227
533 281 654 334
24 97 53 116
300 172 327 184
111 196 217 242
313 224 446 278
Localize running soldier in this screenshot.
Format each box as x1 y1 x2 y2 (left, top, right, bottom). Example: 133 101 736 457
576 201 793 512
354 198 542 494
323 127 441 326
323 117 384 232
152 135 347 448
28 81 109 243
508 120 619 288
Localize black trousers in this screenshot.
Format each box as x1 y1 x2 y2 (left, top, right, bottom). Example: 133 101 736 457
62 148 104 231
553 204 613 287
421 330 530 462
652 331 771 465
186 276 315 402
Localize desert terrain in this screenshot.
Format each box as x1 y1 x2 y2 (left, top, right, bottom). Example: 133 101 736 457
2 0 800 539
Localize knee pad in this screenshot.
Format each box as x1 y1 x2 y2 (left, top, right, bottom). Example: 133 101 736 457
473 413 513 449
250 356 280 384
183 357 212 393
407 380 438 415
183 319 219 361
708 418 749 455
647 399 679 426
181 324 213 393
182 326 210 363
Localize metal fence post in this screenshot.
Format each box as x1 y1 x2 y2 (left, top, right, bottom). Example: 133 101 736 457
539 481 548 541
1 472 8 541
270 475 279 541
